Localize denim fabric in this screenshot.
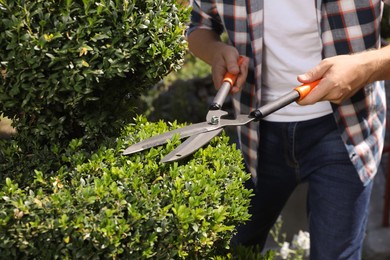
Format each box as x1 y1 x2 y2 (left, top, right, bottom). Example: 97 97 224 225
231 114 373 260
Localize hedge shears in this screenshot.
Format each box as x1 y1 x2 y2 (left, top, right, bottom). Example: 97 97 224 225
123 57 319 162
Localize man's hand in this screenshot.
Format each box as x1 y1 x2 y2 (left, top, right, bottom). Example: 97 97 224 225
211 44 249 93
297 53 375 105
187 29 249 93
297 45 390 105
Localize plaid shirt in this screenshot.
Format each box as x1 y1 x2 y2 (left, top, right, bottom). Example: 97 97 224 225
188 0 389 185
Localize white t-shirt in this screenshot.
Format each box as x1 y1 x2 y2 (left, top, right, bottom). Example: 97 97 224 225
261 0 333 122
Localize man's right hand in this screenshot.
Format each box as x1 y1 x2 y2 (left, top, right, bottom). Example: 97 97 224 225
187 29 249 93
211 44 249 93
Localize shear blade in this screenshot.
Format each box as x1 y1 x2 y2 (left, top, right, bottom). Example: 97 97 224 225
161 129 223 163
122 122 213 155
123 114 254 156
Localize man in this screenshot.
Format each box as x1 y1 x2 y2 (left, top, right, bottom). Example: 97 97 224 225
187 0 390 259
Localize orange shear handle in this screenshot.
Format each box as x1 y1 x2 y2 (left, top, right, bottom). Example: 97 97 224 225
294 79 320 101
223 56 245 86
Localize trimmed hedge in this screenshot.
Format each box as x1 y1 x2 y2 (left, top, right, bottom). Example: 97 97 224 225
0 0 189 182
0 0 189 150
0 1 255 258
0 117 252 259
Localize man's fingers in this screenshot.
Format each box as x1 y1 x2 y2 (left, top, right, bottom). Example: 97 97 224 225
212 61 230 91
298 58 333 84
231 56 249 93
297 81 325 105
213 55 248 93
298 78 354 105
297 58 337 105
224 55 240 75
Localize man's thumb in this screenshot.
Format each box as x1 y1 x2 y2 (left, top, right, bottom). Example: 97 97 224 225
297 72 315 83
297 61 329 84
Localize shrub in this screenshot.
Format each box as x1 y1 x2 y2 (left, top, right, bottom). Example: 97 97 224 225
0 0 189 150
0 0 189 181
0 117 252 259
0 1 255 258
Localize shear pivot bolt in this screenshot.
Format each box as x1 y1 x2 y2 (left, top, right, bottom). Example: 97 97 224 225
210 116 219 125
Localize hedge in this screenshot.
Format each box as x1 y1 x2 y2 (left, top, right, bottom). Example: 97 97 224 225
0 0 256 258
0 0 189 181
0 117 252 259
0 0 189 151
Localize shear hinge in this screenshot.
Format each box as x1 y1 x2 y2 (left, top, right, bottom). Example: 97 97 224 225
209 103 221 110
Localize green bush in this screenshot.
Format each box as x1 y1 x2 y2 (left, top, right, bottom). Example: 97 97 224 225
0 0 189 150
0 117 252 259
0 1 255 258
0 0 189 181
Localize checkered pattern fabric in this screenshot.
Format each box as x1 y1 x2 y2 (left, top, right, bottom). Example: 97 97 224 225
188 0 388 185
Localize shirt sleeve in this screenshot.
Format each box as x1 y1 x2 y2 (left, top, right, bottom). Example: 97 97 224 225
186 0 225 37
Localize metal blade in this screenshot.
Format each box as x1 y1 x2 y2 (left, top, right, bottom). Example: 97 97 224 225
161 129 223 163
123 121 213 155
219 114 255 127
123 114 255 156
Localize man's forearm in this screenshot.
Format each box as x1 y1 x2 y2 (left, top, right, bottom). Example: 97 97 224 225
187 29 226 65
366 44 390 82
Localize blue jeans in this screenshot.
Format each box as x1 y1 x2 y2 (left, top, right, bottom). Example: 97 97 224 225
231 114 373 260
